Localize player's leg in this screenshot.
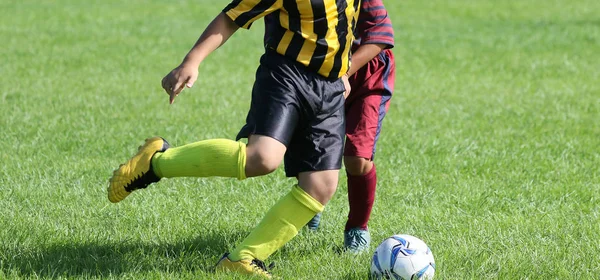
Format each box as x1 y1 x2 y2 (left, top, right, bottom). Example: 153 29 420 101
222 116 344 272
108 136 251 203
217 58 345 277
107 136 278 202
150 80 291 180
344 94 388 232
107 56 294 203
345 156 374 175
244 134 286 177
298 170 339 204
216 170 336 278
341 94 388 253
211 136 292 279
343 155 376 243
107 135 287 203
344 155 376 232
225 169 337 257
343 51 395 252
152 133 286 180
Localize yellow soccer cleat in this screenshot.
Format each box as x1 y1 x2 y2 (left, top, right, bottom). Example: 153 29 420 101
215 253 273 279
108 137 170 203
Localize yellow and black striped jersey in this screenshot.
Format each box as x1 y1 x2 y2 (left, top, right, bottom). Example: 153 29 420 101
223 0 360 79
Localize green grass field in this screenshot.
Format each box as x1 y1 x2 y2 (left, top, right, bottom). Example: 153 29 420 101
1 0 599 279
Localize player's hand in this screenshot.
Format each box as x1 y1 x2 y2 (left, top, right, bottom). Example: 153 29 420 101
342 73 351 99
161 63 198 104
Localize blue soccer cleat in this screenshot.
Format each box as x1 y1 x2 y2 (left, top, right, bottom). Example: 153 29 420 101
306 212 322 230
344 227 371 253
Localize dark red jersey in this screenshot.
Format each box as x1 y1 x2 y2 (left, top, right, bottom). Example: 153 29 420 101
353 0 395 51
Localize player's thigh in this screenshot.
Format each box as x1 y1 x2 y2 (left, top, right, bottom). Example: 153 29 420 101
283 103 345 178
236 63 301 147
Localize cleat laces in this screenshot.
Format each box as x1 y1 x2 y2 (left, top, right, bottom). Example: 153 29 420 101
250 259 275 275
347 229 368 249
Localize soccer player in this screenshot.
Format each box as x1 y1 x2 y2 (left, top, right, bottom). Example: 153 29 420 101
107 0 359 278
306 0 396 254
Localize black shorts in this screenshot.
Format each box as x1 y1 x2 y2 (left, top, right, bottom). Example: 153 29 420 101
236 51 346 177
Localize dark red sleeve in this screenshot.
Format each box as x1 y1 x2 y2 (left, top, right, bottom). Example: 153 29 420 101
356 0 395 48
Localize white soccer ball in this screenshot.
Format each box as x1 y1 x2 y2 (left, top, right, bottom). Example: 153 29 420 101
370 234 435 279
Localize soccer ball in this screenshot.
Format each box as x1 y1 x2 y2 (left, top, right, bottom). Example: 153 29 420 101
370 234 435 279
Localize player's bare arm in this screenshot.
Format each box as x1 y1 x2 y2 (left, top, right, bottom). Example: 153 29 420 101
347 43 388 77
341 43 387 98
162 13 240 104
342 74 351 98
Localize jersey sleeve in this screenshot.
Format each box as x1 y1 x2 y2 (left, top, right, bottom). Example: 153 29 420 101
223 0 282 29
357 0 395 48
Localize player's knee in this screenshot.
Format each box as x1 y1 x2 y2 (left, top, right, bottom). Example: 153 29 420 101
244 135 285 177
298 170 339 205
344 156 373 176
245 149 282 176
305 183 337 205
314 183 337 202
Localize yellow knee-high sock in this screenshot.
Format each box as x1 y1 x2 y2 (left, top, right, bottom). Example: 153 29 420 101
151 139 246 180
229 185 324 261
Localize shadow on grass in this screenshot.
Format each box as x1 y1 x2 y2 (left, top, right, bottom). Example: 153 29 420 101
2 230 241 278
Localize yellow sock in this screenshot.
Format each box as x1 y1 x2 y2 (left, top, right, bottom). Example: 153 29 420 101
151 139 246 180
229 185 324 261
